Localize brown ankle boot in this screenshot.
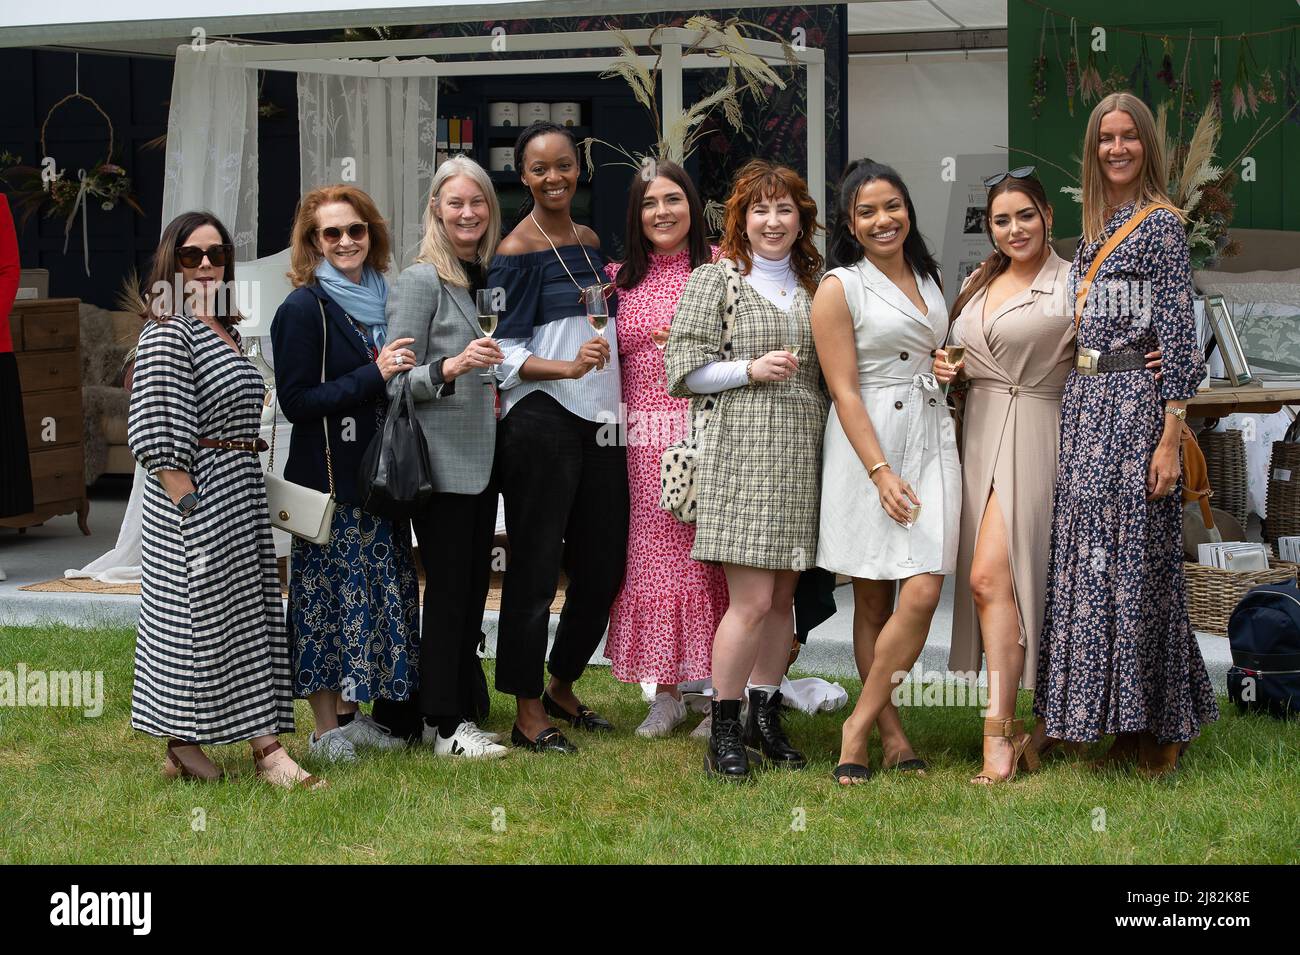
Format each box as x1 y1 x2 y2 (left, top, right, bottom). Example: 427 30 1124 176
1137 732 1184 778
1091 732 1140 770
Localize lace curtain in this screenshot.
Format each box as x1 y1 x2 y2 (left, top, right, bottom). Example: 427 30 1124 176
161 41 259 257
297 65 438 267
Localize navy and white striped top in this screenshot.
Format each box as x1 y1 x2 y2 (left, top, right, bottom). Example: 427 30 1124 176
488 246 621 422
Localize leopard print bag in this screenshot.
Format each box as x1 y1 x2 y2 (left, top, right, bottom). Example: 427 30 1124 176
659 259 740 524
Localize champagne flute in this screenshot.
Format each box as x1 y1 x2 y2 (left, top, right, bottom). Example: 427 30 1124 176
785 310 802 361
476 288 500 380
942 345 965 396
584 285 610 375
897 501 921 569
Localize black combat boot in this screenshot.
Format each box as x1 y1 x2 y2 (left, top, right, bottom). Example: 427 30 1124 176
744 688 806 768
705 698 749 780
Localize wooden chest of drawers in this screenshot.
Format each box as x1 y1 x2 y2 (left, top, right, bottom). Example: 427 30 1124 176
0 298 90 535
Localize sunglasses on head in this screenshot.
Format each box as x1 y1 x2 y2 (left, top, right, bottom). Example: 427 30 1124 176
176 244 233 269
318 222 369 243
983 165 1037 188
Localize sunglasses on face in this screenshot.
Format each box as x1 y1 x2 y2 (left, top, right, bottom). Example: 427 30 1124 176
318 222 369 243
983 165 1036 188
176 244 233 268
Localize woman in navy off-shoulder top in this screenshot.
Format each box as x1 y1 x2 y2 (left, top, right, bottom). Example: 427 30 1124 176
487 122 630 754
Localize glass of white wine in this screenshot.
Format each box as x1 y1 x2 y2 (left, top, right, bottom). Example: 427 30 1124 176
942 345 965 395
584 285 610 375
475 288 500 380
897 501 921 569
785 310 802 362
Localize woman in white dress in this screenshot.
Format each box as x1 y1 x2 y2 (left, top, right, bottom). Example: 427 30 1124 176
812 159 960 784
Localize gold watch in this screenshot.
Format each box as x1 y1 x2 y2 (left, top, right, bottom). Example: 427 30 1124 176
1166 407 1188 422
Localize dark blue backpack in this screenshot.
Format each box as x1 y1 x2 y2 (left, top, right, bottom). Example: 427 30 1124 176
1225 581 1300 719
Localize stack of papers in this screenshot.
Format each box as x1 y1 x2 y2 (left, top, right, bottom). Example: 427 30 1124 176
1197 541 1270 571
1277 536 1300 563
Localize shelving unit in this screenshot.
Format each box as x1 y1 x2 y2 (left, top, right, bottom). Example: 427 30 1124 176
435 77 678 254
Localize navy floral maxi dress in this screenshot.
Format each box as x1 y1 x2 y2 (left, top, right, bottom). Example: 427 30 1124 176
1035 201 1219 744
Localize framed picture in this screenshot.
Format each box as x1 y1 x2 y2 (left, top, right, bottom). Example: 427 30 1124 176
1203 294 1253 387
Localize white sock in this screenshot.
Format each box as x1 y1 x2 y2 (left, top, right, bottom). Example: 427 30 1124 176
747 683 779 698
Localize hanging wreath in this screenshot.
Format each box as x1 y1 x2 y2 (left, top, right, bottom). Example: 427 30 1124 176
0 92 144 230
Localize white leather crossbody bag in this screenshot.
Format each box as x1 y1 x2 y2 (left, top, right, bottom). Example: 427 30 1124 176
263 302 336 544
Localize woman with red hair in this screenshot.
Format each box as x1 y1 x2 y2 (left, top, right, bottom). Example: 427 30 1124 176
270 184 420 765
664 160 827 780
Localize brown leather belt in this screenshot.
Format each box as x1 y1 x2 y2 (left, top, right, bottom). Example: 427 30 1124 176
199 438 269 452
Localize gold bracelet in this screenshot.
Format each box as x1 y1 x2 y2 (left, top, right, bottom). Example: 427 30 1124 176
868 461 890 479
745 359 756 383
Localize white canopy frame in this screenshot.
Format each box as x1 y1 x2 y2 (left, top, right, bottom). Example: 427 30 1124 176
224 26 826 249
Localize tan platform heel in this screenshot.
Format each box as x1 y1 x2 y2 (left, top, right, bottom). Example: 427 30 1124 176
971 717 1040 785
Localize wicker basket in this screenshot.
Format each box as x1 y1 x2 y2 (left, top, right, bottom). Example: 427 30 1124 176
1265 438 1300 544
1200 429 1249 529
1185 557 1300 636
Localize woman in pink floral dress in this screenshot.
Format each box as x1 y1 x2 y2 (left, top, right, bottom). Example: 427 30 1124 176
605 161 729 738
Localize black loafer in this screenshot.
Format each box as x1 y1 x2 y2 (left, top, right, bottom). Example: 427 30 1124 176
511 724 578 754
542 692 614 732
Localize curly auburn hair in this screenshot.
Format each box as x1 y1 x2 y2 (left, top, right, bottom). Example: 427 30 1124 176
719 160 823 296
287 184 392 287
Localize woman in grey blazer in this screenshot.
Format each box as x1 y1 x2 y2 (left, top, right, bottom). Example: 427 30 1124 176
370 157 507 759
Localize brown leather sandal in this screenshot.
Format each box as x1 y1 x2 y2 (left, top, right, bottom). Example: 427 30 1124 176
162 738 223 782
971 717 1039 785
252 740 326 790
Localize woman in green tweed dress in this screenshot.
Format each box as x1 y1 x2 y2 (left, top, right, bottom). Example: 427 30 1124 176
664 160 828 781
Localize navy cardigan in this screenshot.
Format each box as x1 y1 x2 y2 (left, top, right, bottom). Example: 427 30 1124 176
270 284 386 504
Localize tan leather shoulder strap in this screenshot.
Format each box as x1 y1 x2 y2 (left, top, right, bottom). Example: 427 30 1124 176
1074 202 1179 329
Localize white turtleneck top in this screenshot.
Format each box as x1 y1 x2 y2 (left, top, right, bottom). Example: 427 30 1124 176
684 251 797 394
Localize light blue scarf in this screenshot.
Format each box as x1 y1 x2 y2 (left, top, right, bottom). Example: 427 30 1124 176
314 259 389 350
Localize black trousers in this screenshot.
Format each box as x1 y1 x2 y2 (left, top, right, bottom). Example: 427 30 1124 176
372 482 497 739
794 567 838 643
494 391 629 699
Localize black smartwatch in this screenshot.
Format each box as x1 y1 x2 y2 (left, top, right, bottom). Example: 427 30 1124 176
176 491 199 517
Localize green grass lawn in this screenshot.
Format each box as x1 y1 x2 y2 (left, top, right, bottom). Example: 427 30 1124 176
1 622 1296 864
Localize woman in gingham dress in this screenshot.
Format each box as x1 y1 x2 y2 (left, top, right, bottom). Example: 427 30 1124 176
128 211 320 789
665 160 828 780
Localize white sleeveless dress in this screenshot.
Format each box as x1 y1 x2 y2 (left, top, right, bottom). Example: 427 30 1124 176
816 258 960 580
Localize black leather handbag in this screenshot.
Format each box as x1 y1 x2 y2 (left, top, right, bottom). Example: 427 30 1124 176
357 377 434 519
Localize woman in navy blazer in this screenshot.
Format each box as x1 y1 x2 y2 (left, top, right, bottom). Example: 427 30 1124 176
270 184 420 765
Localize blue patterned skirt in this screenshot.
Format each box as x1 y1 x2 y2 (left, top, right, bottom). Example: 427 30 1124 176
288 504 420 702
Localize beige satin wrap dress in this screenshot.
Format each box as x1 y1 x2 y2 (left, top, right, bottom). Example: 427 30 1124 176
946 252 1073 686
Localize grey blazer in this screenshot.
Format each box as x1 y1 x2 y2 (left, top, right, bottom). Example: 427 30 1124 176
384 262 496 495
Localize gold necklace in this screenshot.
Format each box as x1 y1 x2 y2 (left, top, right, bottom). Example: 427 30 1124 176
530 211 606 299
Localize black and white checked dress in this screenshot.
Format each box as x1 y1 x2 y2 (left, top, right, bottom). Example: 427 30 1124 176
127 315 295 744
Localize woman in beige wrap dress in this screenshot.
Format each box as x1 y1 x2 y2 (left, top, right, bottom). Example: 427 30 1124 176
936 170 1160 783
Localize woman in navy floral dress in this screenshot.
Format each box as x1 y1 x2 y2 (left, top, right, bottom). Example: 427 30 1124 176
1036 93 1217 776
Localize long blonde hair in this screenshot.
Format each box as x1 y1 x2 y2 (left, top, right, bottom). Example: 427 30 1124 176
1080 92 1184 244
415 156 501 287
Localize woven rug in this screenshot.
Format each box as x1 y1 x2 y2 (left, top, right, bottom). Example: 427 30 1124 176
20 578 140 595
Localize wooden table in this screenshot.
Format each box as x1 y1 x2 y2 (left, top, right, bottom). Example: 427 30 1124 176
1187 383 1300 418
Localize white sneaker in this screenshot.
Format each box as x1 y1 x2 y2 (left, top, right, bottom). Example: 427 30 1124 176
636 692 687 738
309 727 358 763
426 720 508 759
337 714 407 751
690 712 711 738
